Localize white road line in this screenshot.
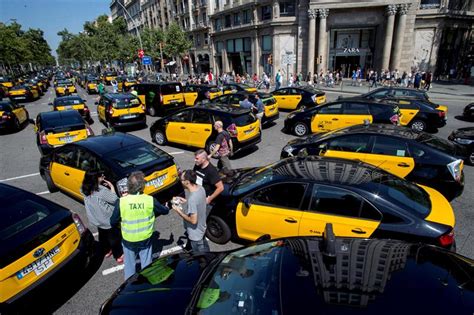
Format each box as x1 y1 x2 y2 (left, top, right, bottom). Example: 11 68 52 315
101 245 184 276
169 151 185 155
36 191 50 195
0 172 40 182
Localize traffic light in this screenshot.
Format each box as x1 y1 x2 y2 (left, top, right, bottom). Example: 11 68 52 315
267 54 273 65
138 49 145 59
319 55 322 64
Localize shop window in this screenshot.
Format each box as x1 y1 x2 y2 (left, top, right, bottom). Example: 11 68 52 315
235 38 243 52
279 1 295 16
261 5 272 20
227 39 234 53
420 0 441 9
243 38 251 52
216 41 224 53
262 35 272 51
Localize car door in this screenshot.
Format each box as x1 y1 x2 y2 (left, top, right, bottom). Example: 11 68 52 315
362 135 415 178
286 89 303 109
340 102 372 128
97 98 106 121
272 89 290 109
165 110 193 145
50 146 82 196
320 134 372 161
188 110 213 148
310 103 343 133
183 86 198 106
235 183 308 241
299 185 381 237
397 102 420 126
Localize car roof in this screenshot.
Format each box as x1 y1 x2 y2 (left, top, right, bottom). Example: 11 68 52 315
55 95 83 101
103 93 136 100
194 104 251 115
39 110 83 120
74 132 146 155
316 124 419 140
137 82 182 86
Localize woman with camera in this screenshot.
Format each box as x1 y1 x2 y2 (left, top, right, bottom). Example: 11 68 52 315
82 170 124 263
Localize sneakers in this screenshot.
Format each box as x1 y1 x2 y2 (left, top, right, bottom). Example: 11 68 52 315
104 250 113 258
116 255 124 264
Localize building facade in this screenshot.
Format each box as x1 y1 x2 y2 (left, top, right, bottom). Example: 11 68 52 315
209 0 474 79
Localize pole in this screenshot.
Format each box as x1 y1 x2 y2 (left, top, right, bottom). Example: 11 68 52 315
287 63 289 87
116 1 143 53
159 42 164 73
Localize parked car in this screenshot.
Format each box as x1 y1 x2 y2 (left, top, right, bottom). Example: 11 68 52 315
272 86 326 110
448 126 474 165
462 102 474 119
50 95 92 123
0 99 29 132
133 82 186 116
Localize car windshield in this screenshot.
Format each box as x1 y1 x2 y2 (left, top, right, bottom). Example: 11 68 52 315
233 161 282 195
417 133 456 153
112 97 140 109
0 103 13 111
108 143 170 169
10 85 27 90
55 98 84 106
232 113 256 127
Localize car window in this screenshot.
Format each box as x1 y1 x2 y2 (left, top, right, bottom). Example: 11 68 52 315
273 89 287 95
318 103 342 114
369 104 396 116
77 149 97 171
214 95 229 103
109 143 170 169
252 183 307 210
230 95 243 104
309 185 381 221
369 89 390 98
393 90 412 97
372 136 409 157
0 103 13 111
170 110 192 122
53 146 77 168
327 135 371 153
161 84 182 94
192 110 211 124
232 113 256 126
343 103 370 115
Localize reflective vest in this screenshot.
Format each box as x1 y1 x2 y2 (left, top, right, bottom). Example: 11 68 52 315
119 194 155 242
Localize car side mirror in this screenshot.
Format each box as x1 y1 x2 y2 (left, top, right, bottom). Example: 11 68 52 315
243 197 252 208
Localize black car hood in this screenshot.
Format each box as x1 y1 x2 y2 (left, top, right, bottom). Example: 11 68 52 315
286 133 326 146
218 167 258 186
451 127 474 140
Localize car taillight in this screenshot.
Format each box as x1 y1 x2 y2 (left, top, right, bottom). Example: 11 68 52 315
141 104 145 111
438 111 445 118
1 114 11 120
109 108 114 115
72 213 87 235
39 131 48 144
447 159 463 182
438 230 454 247
84 106 89 112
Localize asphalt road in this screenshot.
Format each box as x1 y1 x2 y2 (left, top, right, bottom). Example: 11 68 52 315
1 83 472 314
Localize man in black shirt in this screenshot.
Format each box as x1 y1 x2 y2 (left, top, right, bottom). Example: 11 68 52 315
193 149 224 205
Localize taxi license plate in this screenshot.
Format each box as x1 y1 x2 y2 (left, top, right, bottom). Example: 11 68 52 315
17 247 60 279
122 114 137 119
64 105 73 110
15 96 26 100
59 136 74 143
244 128 254 135
146 174 167 188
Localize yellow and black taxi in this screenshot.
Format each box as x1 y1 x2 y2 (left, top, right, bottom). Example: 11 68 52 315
351 86 430 101
50 96 92 123
210 91 279 126
183 84 222 106
27 79 45 95
133 82 186 116
7 85 40 102
117 76 137 92
0 75 14 89
96 93 146 129
272 86 326 110
85 77 101 94
222 83 257 94
283 99 400 136
54 80 76 97
206 155 456 250
150 105 261 154
0 99 29 132
34 110 93 156
39 132 182 203
100 232 474 314
0 183 95 308
102 71 118 85
449 126 474 165
282 124 466 201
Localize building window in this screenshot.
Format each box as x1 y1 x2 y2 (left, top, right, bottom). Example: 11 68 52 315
261 5 272 20
235 38 243 52
243 37 251 52
233 13 241 26
204 32 209 45
420 0 441 9
242 9 251 24
279 1 295 16
216 41 224 53
214 18 222 31
225 15 232 27
196 34 201 46
262 35 272 51
227 39 234 53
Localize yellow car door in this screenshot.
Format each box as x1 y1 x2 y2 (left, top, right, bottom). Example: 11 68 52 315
97 99 106 122
362 135 415 178
340 102 373 128
188 110 213 147
285 89 303 110
320 134 372 161
165 110 192 145
310 103 343 133
12 105 27 123
235 183 307 241
397 101 419 126
49 147 82 197
183 87 198 106
299 185 381 238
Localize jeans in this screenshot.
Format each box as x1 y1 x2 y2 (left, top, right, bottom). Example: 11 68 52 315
190 238 210 252
122 242 152 280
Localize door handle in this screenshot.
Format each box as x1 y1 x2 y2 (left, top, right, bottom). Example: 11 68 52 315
204 129 210 131
284 218 298 223
281 97 286 99
332 118 339 121
64 172 70 176
398 162 410 167
180 127 186 129
351 228 366 234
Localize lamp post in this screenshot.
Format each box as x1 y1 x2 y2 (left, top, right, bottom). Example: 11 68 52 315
115 0 143 52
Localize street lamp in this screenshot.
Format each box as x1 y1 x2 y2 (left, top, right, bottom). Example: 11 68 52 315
115 0 143 51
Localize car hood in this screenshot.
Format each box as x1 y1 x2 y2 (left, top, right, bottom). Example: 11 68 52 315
451 127 474 140
101 252 220 314
219 167 258 186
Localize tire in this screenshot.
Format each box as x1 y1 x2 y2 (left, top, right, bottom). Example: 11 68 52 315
293 122 309 136
13 117 21 130
148 106 157 117
205 215 231 244
409 119 427 132
44 172 59 193
469 152 474 165
153 130 167 145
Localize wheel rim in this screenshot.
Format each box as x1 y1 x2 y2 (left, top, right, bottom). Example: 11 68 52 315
294 123 307 136
208 217 223 239
470 153 474 165
154 132 165 145
411 121 425 132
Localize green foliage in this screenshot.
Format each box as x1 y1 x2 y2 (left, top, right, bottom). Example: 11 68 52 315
163 23 192 59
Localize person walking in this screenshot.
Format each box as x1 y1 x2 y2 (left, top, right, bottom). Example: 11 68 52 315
98 81 105 95
209 121 233 172
82 171 124 263
275 70 282 90
110 171 170 280
424 71 432 91
254 93 264 129
171 170 210 252
239 95 253 109
111 79 118 93
193 149 224 206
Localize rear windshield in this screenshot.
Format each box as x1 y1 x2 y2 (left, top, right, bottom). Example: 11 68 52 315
161 84 182 95
108 143 171 170
232 113 257 126
55 98 84 106
0 103 13 111
41 114 85 131
11 86 27 90
112 97 140 109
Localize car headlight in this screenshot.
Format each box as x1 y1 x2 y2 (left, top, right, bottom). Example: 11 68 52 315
454 138 474 145
447 159 463 182
283 145 295 156
116 177 128 196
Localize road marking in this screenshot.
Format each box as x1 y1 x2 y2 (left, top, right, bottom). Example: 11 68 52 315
101 245 184 276
0 172 40 182
36 191 50 195
169 151 185 155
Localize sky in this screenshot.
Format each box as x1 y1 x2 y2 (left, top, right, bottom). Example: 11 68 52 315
0 0 110 57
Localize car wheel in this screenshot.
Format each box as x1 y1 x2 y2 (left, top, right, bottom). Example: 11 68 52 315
153 130 167 145
293 122 309 136
206 215 231 244
44 172 59 193
13 117 21 130
469 152 474 165
148 106 157 117
409 119 427 132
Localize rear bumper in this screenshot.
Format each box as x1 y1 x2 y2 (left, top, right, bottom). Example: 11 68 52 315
0 120 14 130
110 115 146 128
263 112 279 125
234 133 262 154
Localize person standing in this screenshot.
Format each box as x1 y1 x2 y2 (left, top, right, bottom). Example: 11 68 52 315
130 86 138 97
171 170 210 252
239 95 253 109
275 70 282 90
98 81 105 95
110 171 170 280
209 121 233 172
82 171 123 263
424 71 432 91
111 79 118 93
254 93 264 129
193 149 224 206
